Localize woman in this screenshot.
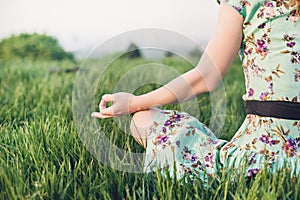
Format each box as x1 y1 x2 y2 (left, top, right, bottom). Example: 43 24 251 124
92 0 300 181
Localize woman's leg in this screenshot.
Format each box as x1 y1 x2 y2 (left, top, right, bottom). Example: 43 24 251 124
130 108 160 148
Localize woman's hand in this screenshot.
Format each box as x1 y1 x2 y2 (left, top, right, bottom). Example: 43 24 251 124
91 92 139 119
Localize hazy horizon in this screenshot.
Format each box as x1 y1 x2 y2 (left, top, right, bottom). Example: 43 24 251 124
0 0 220 57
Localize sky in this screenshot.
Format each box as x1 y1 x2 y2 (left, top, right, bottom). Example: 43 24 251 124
0 0 220 55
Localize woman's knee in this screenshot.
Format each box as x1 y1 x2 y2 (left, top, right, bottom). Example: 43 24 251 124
130 109 160 147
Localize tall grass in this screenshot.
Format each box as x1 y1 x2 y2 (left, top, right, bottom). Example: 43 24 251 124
0 57 299 199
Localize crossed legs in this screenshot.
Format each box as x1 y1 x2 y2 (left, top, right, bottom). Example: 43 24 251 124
130 108 160 148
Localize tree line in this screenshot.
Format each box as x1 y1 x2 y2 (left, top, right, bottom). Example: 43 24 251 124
0 33 75 62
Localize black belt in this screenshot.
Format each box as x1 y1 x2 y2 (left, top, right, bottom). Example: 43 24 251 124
245 100 300 120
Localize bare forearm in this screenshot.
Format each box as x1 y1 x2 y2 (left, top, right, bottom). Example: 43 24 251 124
133 68 210 111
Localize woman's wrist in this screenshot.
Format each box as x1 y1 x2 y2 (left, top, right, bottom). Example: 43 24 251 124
130 94 149 113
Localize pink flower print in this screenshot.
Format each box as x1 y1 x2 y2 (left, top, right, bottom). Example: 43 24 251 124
259 134 272 144
170 114 183 122
159 135 169 143
282 138 297 157
283 33 297 42
256 40 267 51
268 83 273 90
181 146 197 162
262 1 275 19
163 113 184 127
173 114 184 122
248 88 255 97
258 23 266 29
257 40 268 51
265 1 273 7
247 168 259 178
287 42 296 48
204 152 214 168
153 135 170 148
291 52 300 64
164 120 172 127
260 92 269 100
259 134 278 146
256 39 269 58
190 155 198 162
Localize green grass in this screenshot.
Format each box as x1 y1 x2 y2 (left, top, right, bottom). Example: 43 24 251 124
0 57 299 199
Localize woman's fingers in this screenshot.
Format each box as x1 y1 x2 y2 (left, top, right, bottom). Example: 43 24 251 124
99 98 107 111
92 94 115 118
91 106 114 118
99 94 114 113
100 106 114 115
91 112 112 119
92 92 135 118
102 94 113 102
99 94 113 107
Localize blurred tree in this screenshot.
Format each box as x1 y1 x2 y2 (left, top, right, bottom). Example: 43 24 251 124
165 51 175 57
126 43 142 59
189 47 203 59
0 33 75 62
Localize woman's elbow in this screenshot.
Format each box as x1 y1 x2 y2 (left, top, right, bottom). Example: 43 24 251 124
207 81 220 92
206 79 221 92
200 71 223 92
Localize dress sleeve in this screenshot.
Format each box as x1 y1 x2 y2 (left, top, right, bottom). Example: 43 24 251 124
220 0 246 19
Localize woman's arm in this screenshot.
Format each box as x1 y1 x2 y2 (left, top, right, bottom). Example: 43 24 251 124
92 3 243 118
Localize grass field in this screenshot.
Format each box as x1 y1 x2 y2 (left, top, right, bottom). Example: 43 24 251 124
0 56 299 199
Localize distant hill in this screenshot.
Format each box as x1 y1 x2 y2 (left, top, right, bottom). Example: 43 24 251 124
0 33 75 62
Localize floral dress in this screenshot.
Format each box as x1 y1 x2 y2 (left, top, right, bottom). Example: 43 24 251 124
144 0 300 181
